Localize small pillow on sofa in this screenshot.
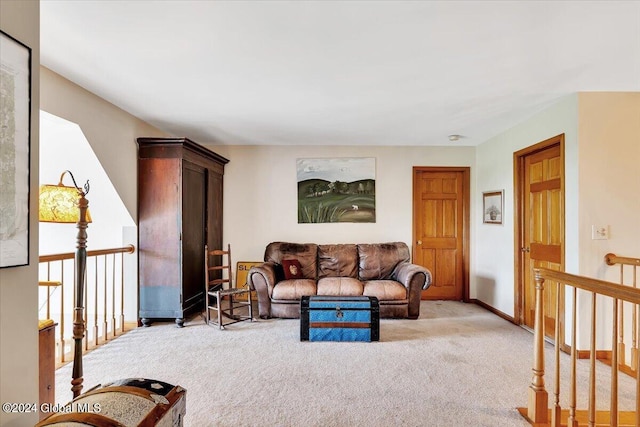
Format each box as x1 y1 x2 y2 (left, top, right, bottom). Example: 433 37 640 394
282 259 303 280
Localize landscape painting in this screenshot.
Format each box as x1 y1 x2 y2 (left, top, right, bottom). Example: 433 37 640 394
297 157 375 223
0 31 31 268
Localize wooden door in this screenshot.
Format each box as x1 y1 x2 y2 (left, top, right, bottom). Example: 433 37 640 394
515 135 565 339
413 167 469 300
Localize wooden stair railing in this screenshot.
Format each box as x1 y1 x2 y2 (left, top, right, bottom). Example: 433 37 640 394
518 267 640 427
605 253 640 376
38 245 136 367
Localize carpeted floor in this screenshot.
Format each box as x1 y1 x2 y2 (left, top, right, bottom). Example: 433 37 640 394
54 301 637 426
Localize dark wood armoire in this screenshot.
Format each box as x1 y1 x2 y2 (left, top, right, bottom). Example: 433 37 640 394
137 137 229 327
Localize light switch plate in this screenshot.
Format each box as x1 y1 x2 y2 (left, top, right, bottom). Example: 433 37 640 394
591 225 609 240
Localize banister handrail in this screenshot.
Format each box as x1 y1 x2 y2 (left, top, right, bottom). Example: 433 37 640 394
38 244 136 380
39 244 135 263
521 266 640 426
605 253 640 267
534 268 640 304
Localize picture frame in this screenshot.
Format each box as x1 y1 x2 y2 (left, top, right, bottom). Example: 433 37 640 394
296 157 376 223
0 30 32 268
483 190 503 225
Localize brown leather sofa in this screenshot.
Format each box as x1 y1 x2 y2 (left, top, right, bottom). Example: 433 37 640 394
247 242 432 319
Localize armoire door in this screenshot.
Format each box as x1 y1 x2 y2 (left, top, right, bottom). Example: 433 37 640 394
206 172 224 254
138 157 182 321
182 161 207 311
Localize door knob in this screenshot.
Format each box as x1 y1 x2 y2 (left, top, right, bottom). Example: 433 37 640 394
521 247 530 253
417 240 422 245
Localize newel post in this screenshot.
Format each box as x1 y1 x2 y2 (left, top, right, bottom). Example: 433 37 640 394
528 268 548 423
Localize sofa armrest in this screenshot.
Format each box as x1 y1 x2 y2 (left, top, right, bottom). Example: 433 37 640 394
394 262 432 290
393 262 432 319
248 262 278 318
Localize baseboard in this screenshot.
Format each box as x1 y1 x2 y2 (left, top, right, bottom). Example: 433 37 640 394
577 349 610 360
517 407 638 426
577 349 638 378
469 298 516 324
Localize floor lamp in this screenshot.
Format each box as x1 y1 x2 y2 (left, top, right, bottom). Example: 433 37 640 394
39 170 92 398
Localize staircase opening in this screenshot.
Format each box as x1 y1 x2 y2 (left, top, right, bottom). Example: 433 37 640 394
38 110 138 375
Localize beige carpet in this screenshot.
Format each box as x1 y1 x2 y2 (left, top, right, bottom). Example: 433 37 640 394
54 301 637 426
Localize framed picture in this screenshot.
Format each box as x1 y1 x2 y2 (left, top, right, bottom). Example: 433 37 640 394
296 157 376 223
483 190 503 224
0 31 32 268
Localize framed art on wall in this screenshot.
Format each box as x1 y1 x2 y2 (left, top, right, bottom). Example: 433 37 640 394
0 30 32 268
296 157 376 223
483 190 503 225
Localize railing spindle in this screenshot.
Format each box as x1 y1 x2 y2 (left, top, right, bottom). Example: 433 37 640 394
120 252 125 334
633 265 638 372
552 280 561 427
636 312 639 427
103 254 108 342
611 297 619 426
94 257 99 347
83 259 88 352
60 261 65 363
619 264 626 368
111 254 116 338
568 286 578 427
46 263 51 319
589 291 597 427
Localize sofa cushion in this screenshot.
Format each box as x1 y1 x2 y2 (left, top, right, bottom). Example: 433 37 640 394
363 280 407 301
357 242 411 281
271 279 317 300
317 277 363 296
282 259 303 280
318 244 358 279
265 242 318 280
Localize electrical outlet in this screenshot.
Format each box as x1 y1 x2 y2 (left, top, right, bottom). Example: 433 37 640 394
591 225 609 240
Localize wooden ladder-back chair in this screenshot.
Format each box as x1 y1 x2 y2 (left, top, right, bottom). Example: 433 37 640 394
205 244 233 293
204 244 253 329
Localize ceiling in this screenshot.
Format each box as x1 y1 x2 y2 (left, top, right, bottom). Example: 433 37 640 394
40 1 640 146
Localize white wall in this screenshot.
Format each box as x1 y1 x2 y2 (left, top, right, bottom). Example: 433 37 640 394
206 144 475 273
576 92 640 349
39 111 135 254
577 92 640 280
40 67 168 220
39 69 169 329
474 95 579 317
0 2 40 426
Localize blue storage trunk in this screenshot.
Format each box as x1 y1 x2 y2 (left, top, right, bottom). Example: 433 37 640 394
300 296 379 342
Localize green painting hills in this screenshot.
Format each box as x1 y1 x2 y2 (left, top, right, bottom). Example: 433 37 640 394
298 178 375 223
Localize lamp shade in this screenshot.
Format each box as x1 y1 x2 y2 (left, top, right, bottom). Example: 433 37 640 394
39 184 92 223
